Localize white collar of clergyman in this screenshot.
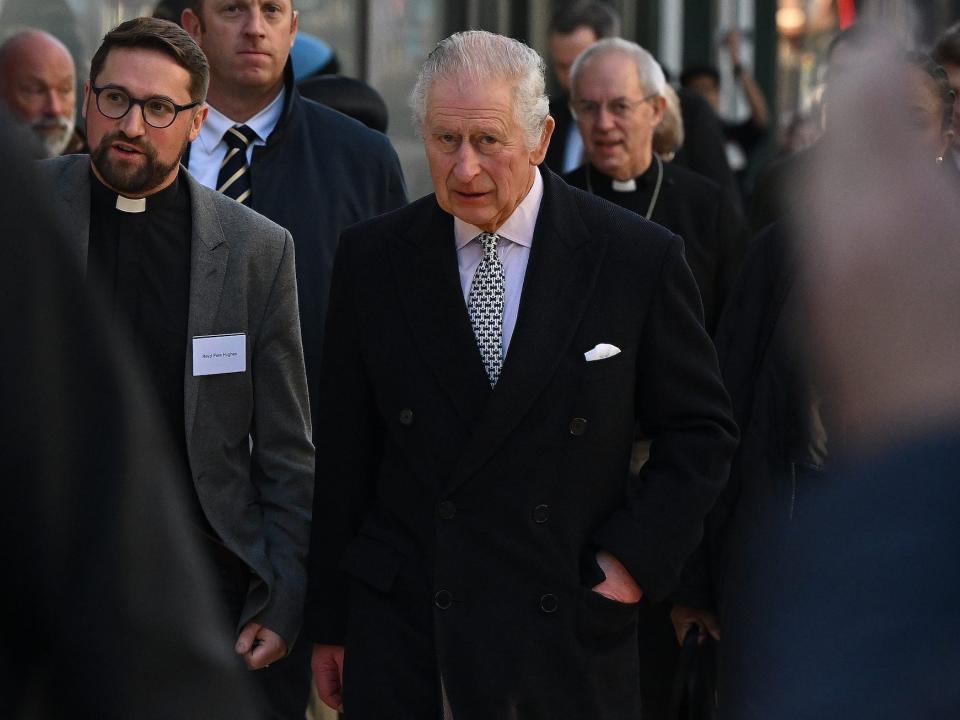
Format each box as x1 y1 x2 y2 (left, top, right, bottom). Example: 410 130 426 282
454 166 544 251
197 87 285 154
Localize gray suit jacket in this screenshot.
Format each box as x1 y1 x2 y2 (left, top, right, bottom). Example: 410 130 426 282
41 155 315 648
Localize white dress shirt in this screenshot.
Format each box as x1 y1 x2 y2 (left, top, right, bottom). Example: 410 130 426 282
186 89 285 190
454 167 544 358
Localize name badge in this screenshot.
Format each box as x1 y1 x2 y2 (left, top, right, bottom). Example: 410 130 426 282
193 333 246 376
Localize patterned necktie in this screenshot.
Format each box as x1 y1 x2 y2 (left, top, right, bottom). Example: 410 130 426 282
468 232 505 387
216 124 257 205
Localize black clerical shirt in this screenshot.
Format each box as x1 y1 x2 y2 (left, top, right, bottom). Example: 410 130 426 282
86 170 204 524
563 160 747 334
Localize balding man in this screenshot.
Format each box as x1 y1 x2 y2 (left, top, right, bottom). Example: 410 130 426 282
0 29 84 157
564 38 746 335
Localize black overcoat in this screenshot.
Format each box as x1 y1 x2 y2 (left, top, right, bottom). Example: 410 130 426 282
305 169 737 719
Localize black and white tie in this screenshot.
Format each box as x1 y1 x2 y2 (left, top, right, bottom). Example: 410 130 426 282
217 124 256 205
468 232 505 386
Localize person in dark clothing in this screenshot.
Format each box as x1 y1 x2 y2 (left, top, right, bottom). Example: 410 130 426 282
564 38 747 336
0 111 261 720
671 45 958 719
544 0 620 175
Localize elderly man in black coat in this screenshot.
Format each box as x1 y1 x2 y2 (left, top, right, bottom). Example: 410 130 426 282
304 29 737 720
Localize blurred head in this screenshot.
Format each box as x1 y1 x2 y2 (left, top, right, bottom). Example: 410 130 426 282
84 18 208 197
680 65 720 111
182 0 297 101
0 30 76 157
548 1 620 93
932 22 960 151
570 38 666 181
411 30 553 232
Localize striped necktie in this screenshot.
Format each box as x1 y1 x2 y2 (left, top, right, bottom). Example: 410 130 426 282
468 232 505 386
217 124 257 205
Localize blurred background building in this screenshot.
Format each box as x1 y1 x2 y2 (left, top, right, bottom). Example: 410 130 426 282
2 0 958 198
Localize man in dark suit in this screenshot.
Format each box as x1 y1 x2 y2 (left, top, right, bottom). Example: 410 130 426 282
39 18 315 718
305 30 737 719
563 38 746 336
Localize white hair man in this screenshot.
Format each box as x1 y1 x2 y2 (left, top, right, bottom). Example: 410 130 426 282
564 38 747 335
0 29 82 157
305 29 736 720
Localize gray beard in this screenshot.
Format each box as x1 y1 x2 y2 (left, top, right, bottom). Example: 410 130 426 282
30 116 75 158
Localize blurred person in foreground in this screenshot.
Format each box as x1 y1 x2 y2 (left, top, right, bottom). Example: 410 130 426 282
38 17 315 718
0 29 85 157
932 22 960 173
670 49 957 719
0 116 258 718
305 29 737 720
564 38 746 336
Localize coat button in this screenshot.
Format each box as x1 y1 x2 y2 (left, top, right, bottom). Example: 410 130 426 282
569 417 588 436
434 589 453 610
438 500 457 520
532 504 550 523
539 593 559 613
399 408 414 426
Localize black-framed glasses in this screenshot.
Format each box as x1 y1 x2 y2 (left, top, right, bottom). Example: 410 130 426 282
91 84 201 129
571 93 660 120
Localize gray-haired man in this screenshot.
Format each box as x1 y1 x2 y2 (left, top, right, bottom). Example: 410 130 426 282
305 30 736 719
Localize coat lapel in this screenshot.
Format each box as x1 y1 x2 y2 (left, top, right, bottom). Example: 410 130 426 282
184 175 230 440
389 199 491 426
452 169 607 488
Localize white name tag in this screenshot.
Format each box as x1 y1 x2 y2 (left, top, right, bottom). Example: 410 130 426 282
192 333 246 376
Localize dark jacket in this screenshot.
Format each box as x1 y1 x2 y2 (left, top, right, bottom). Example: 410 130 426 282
304 168 737 719
563 161 747 335
188 65 408 440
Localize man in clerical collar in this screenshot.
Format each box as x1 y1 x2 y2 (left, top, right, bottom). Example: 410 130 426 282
40 18 315 717
563 38 746 335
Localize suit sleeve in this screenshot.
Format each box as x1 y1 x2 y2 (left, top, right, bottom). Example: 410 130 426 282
303 232 384 645
592 235 738 602
249 230 316 648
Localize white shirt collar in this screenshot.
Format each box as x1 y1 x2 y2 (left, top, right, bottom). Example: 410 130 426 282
196 88 286 152
454 167 544 250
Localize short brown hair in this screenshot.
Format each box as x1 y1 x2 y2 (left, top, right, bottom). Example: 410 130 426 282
89 17 209 102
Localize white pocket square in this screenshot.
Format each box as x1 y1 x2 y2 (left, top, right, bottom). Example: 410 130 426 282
584 343 621 362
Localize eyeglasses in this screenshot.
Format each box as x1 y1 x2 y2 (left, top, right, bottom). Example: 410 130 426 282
90 84 201 129
571 93 660 120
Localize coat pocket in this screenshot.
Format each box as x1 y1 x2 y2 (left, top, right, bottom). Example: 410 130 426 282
339 533 404 593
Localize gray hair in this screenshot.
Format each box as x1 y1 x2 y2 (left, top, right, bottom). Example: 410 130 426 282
570 37 666 100
410 30 550 150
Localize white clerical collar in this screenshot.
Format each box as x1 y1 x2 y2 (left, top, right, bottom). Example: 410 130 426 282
115 195 146 213
454 167 544 250
611 178 637 192
197 87 285 153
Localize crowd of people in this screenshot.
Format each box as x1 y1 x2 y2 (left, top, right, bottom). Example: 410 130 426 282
4 1 960 719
